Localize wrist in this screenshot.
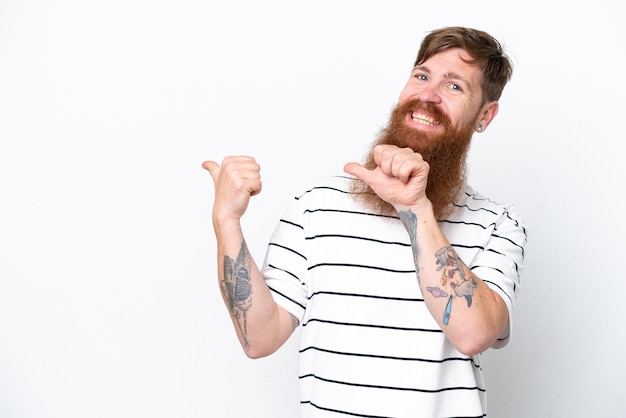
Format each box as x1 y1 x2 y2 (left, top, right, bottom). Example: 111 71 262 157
212 212 243 233
395 198 434 218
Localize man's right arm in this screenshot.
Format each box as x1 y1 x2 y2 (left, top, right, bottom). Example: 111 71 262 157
203 157 298 359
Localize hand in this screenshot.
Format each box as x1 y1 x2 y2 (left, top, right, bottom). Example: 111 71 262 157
343 144 430 210
202 156 262 223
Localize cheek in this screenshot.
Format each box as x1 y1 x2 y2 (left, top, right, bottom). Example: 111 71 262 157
451 103 478 128
397 83 415 104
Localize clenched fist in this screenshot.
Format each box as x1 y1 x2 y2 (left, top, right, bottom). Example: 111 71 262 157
202 156 262 224
344 144 430 211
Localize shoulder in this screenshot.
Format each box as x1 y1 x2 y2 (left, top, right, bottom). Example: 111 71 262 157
448 186 528 256
291 175 356 204
281 174 378 219
452 186 525 227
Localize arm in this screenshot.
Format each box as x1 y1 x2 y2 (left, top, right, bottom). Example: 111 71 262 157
203 157 298 359
344 145 508 356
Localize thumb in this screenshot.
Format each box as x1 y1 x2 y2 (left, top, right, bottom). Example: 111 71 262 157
201 160 220 180
344 162 372 184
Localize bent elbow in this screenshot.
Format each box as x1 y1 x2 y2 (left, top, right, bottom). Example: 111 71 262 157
455 297 509 355
244 350 266 360
242 343 274 360
452 329 502 356
455 339 492 356
241 337 284 359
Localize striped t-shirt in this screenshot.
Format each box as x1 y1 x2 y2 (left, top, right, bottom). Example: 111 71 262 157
262 175 527 418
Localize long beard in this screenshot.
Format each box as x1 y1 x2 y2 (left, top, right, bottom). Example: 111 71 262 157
351 99 475 220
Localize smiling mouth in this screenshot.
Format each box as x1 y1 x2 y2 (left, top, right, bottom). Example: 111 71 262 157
411 111 440 126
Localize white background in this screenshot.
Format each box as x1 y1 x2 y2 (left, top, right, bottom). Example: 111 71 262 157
1 0 624 417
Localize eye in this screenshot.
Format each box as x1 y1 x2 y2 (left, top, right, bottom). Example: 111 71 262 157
448 82 464 93
412 71 428 82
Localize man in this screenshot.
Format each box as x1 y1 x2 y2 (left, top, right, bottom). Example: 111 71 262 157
203 26 527 417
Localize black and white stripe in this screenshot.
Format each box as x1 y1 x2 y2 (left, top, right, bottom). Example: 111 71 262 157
262 175 527 417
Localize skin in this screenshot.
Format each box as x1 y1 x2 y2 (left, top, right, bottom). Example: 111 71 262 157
203 156 297 359
344 48 507 355
398 48 499 135
204 48 508 358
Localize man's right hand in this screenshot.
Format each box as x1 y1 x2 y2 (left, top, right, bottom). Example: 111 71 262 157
202 156 262 224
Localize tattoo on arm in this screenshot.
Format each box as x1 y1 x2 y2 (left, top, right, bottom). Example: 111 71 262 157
221 241 253 348
397 211 480 327
398 209 420 283
432 246 478 325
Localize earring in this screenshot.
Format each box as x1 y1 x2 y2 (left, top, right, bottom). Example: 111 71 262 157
477 124 484 132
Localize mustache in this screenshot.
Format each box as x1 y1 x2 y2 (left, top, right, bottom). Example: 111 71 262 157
394 98 452 129
353 97 474 219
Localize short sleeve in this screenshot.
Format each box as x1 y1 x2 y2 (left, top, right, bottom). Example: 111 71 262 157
261 193 311 321
471 204 527 348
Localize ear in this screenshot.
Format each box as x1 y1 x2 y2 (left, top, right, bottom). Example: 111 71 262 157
475 101 499 133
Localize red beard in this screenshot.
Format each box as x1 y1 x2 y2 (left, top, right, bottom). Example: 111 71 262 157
351 98 476 220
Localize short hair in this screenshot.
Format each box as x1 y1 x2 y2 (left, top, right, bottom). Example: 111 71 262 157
414 26 513 103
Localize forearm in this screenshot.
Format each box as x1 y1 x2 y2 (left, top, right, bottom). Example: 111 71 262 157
213 219 294 358
342 146 510 354
399 202 508 355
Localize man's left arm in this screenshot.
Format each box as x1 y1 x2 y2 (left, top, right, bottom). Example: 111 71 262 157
398 203 509 355
344 144 511 356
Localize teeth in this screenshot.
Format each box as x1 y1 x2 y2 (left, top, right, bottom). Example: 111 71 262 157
412 112 440 126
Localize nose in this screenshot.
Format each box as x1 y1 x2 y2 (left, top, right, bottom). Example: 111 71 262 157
416 84 441 104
